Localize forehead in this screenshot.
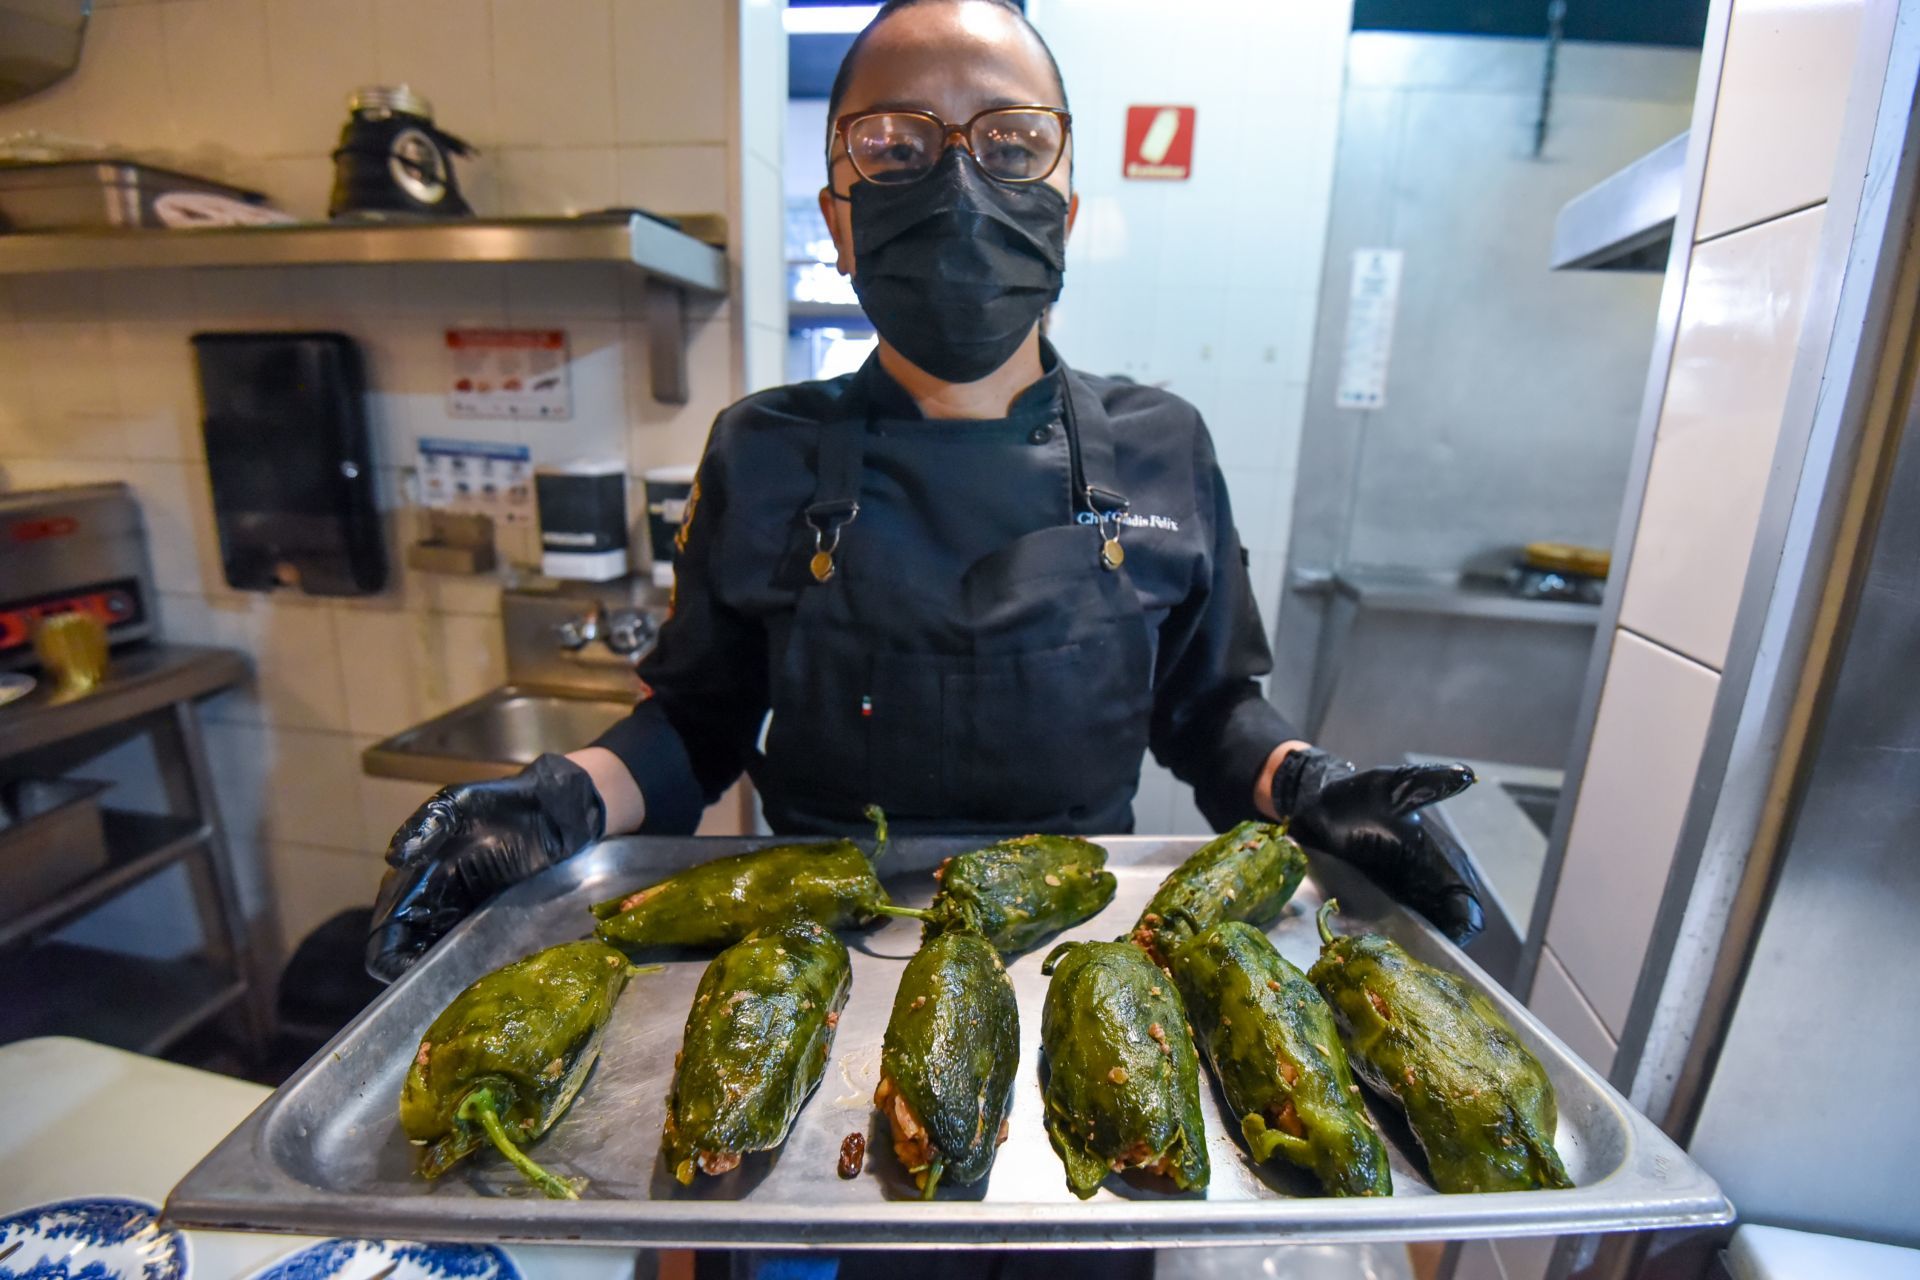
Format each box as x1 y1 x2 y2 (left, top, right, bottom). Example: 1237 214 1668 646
838 2 1063 121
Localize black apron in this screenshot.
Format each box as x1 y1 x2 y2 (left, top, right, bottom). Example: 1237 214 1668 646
752 366 1155 836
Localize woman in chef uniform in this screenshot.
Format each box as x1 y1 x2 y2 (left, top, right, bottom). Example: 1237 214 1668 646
366 0 1484 983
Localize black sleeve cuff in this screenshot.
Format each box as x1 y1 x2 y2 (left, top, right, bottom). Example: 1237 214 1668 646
1191 691 1302 831
590 701 708 835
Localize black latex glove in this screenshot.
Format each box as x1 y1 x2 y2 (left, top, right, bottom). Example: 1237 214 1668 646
1273 748 1486 944
365 753 605 983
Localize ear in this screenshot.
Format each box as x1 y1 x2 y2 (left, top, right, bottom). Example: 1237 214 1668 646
818 184 855 276
1065 190 1080 241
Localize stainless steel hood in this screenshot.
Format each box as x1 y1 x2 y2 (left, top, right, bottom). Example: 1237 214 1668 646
1550 132 1688 271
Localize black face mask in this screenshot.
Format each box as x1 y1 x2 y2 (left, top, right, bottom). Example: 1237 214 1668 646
847 147 1068 384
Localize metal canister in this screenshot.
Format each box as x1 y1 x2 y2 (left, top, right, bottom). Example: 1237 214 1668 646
327 84 475 220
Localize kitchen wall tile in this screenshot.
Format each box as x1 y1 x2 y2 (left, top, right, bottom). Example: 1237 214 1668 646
1491 1235 1558 1280
262 727 368 852
9 5 177 154
203 719 274 853
740 154 785 344
385 264 509 322
8 272 103 324
1619 207 1827 670
264 0 379 155
18 324 120 455
523 321 627 465
280 266 397 327
255 155 339 221
616 144 732 218
162 0 277 158
191 268 298 327
420 610 506 719
268 841 383 958
330 607 423 737
421 574 505 618
109 324 205 461
627 296 735 468
189 594 352 731
1528 947 1616 1076
490 0 616 148
612 0 727 146
103 269 201 328
490 146 619 217
1696 0 1865 240
120 460 217 597
505 265 625 324
1546 630 1720 1035
1452 1240 1503 1280
374 0 497 145
357 763 435 855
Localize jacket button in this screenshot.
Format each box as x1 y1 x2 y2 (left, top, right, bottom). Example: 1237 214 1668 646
1028 421 1055 444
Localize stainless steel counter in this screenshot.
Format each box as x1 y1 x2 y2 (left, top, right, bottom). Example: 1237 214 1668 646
0 644 247 763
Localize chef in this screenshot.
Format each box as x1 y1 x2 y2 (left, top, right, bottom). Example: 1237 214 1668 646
366 0 1484 983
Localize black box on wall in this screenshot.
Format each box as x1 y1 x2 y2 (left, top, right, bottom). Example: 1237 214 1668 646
192 331 387 596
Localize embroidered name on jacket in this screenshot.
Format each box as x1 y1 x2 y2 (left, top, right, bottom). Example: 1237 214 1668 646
1076 511 1181 532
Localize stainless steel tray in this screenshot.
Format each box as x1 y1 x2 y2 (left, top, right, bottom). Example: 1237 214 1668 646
166 836 1730 1249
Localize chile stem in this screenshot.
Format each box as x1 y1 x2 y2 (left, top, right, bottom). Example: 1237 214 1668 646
863 804 890 863
873 901 936 923
920 1158 945 1201
1317 898 1340 946
459 1087 579 1200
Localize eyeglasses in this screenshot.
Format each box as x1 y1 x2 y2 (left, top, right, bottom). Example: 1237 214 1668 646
832 105 1072 186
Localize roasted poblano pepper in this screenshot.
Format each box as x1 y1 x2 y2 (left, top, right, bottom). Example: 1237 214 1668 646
592 806 929 952
876 930 1020 1197
399 939 653 1199
1308 901 1572 1193
923 834 1116 956
1038 940 1210 1198
1130 821 1309 965
661 921 851 1184
1169 921 1391 1196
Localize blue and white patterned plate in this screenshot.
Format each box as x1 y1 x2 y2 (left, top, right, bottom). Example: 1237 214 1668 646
0 1197 187 1280
246 1240 521 1280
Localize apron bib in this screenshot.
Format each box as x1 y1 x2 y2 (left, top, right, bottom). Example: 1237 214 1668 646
754 367 1154 836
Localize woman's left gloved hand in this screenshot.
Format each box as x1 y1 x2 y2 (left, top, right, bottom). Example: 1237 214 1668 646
1272 748 1486 944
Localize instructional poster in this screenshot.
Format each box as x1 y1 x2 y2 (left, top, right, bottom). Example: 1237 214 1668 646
416 438 535 528
1336 248 1403 410
445 328 572 420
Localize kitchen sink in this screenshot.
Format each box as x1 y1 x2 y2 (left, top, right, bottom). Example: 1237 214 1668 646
361 685 635 785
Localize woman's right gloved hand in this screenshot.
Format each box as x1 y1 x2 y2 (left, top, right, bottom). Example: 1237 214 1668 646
365 753 605 983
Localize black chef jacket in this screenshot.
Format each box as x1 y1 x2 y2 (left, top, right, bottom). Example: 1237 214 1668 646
593 343 1298 836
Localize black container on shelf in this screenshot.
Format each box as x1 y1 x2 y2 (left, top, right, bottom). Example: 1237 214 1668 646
327 84 474 221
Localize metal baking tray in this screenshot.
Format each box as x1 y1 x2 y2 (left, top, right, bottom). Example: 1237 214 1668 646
166 836 1731 1249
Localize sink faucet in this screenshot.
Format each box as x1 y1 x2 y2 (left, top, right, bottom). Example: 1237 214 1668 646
554 603 657 660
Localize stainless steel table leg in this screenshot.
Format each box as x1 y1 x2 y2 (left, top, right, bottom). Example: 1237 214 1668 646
165 699 274 1059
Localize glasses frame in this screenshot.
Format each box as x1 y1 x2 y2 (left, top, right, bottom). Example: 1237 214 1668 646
830 104 1073 187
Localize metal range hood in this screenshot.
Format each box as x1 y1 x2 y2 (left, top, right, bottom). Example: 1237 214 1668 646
1550 132 1689 271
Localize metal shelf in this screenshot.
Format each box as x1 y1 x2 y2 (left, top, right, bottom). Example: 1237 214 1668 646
0 942 247 1055
0 213 728 403
0 810 209 949
1551 132 1689 272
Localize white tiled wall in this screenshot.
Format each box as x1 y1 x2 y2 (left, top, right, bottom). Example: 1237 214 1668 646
1535 0 1863 1074
1695 0 1866 240
1619 206 1828 669
1026 0 1352 833
1547 632 1719 1034
1527 948 1615 1076
0 0 763 968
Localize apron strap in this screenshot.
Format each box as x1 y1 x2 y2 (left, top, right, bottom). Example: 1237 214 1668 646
803 406 867 582
1060 366 1131 570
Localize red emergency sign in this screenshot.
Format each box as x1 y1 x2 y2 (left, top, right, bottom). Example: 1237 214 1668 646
1123 105 1196 180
